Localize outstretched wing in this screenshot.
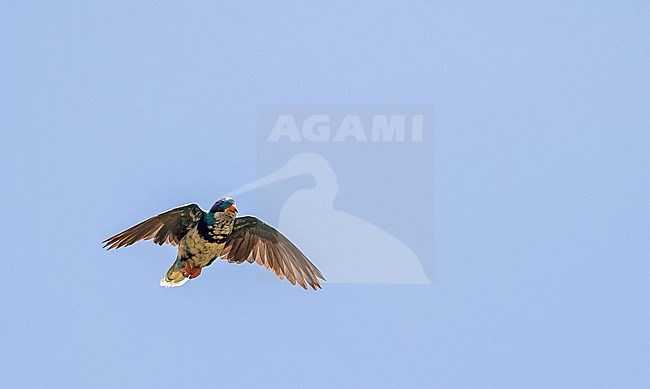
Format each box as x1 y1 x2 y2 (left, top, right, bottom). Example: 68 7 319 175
103 204 204 250
220 216 326 290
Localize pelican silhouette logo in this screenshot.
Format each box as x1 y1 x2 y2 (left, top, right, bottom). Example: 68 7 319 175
230 105 434 284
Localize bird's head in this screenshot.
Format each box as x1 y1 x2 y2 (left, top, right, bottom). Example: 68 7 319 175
209 196 238 214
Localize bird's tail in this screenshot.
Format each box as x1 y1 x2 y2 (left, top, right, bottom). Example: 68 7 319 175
160 259 188 288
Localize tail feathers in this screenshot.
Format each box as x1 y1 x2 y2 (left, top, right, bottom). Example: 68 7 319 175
160 260 188 288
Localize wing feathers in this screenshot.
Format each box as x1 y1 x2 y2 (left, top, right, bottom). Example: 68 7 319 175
103 204 204 250
220 216 325 290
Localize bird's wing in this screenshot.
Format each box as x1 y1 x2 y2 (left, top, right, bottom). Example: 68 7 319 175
103 204 204 249
220 216 326 290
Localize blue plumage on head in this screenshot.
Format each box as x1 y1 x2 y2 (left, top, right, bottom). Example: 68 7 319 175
209 196 235 213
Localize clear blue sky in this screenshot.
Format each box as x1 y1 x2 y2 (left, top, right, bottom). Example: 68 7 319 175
1 2 649 388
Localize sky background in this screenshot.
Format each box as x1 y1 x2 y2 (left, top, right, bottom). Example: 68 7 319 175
1 1 649 388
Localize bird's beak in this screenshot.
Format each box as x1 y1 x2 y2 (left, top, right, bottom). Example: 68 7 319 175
228 204 238 213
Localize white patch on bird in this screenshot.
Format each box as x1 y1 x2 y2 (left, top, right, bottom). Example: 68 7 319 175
160 277 188 288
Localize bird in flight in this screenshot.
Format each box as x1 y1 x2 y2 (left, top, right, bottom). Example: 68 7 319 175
103 196 325 290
